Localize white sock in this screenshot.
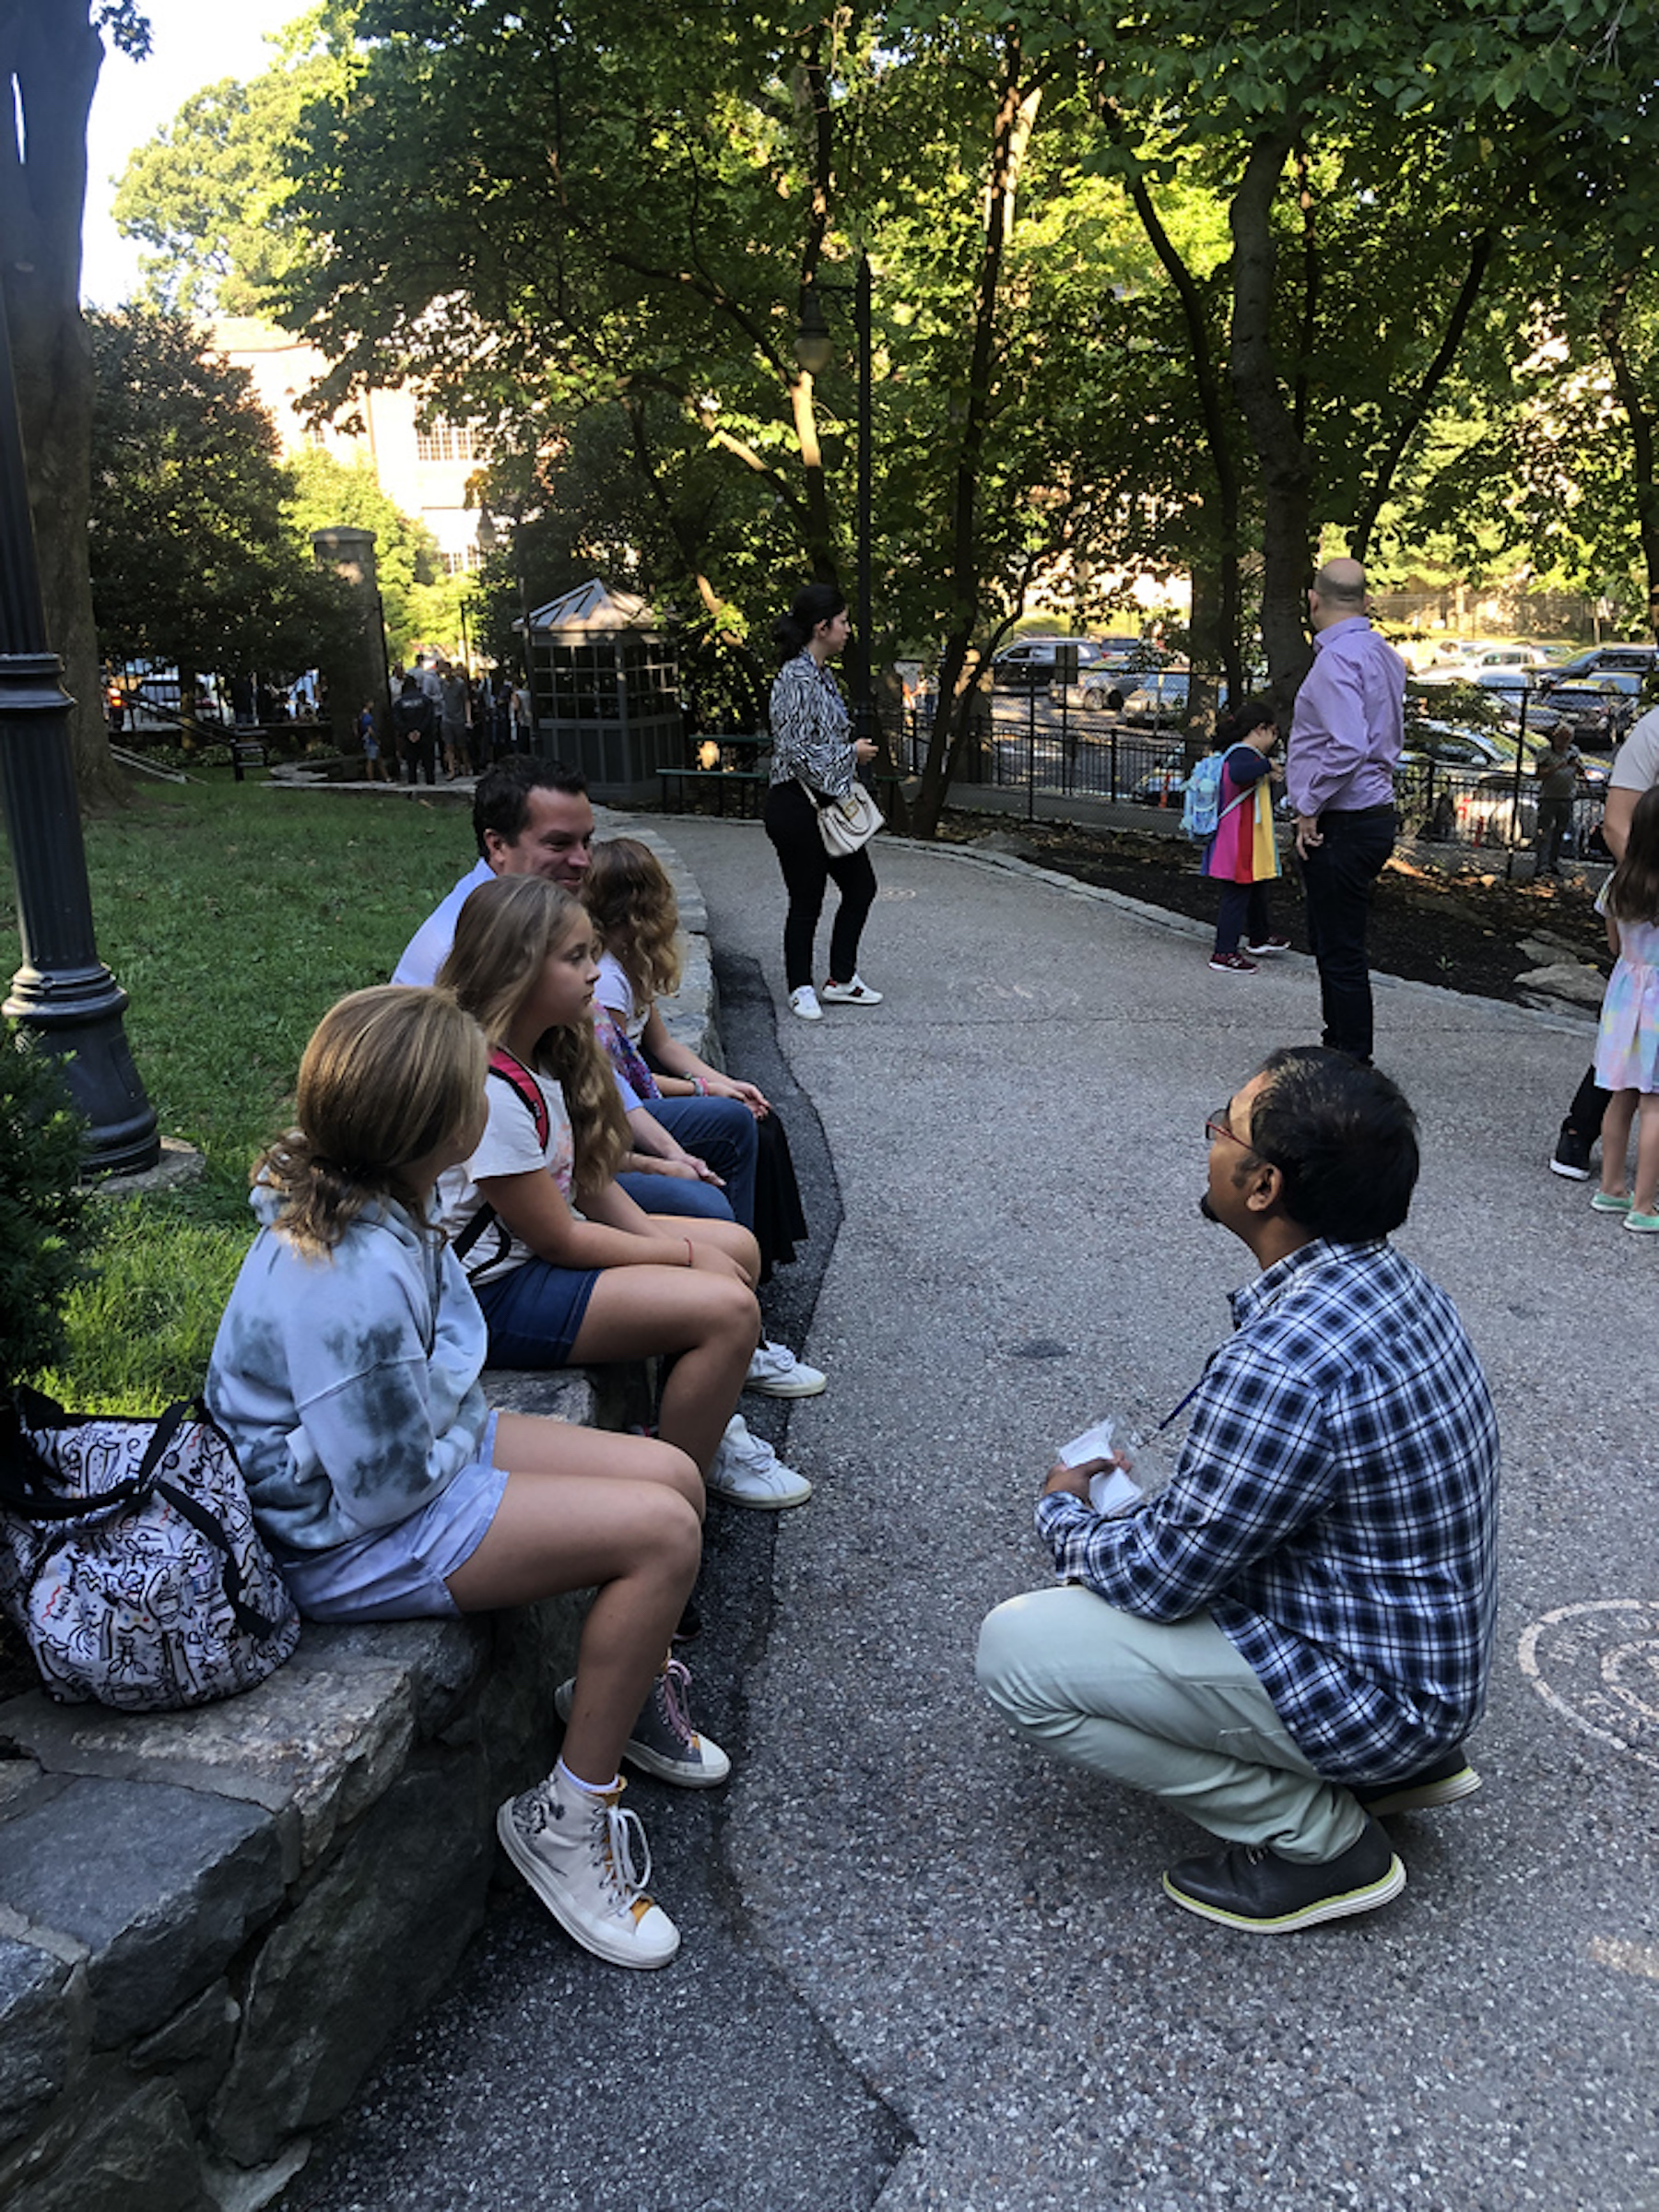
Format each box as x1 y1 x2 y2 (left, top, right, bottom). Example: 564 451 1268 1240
555 1758 619 1797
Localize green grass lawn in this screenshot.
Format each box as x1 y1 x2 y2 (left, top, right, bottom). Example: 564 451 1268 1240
2 769 479 1409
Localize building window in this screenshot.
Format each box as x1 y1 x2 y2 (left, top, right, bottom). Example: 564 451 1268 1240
417 422 480 463
439 547 484 575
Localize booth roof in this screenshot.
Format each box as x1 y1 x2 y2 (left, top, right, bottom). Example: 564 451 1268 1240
520 580 659 634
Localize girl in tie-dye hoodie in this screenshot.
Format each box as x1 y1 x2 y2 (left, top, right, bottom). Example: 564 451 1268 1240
206 985 721 1971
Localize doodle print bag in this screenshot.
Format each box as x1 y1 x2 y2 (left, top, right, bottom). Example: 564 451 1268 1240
0 1388 300 1711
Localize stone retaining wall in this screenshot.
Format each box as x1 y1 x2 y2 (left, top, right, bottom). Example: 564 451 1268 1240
0 823 717 2211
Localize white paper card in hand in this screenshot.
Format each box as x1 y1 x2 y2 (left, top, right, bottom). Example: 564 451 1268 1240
1058 1418 1115 1469
1088 1465 1141 1516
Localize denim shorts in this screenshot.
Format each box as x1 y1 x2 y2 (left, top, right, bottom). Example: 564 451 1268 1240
274 1412 505 1622
473 1258 600 1370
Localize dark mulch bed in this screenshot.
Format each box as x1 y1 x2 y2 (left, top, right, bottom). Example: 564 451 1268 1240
943 812 1612 1006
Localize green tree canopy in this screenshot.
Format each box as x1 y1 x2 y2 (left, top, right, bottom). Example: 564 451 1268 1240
88 306 350 677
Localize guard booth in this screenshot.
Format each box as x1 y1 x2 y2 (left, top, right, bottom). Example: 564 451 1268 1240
520 581 683 804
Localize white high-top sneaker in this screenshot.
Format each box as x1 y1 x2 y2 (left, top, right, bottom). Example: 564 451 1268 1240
496 1767 680 1969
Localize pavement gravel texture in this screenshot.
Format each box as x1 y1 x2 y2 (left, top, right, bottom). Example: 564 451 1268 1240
292 817 1659 2212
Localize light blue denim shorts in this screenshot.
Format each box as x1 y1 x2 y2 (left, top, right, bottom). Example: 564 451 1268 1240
274 1412 505 1623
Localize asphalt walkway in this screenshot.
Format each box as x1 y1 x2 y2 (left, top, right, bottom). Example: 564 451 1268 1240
298 816 1659 2212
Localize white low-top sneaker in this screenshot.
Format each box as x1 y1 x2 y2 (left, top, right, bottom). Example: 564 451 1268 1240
819 973 883 1005
745 1338 828 1398
705 1415 812 1509
788 985 823 1021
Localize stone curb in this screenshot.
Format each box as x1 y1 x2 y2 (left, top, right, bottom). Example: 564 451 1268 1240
0 826 713 2212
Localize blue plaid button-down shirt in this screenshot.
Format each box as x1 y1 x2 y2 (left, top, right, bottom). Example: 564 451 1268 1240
1034 1240 1500 1783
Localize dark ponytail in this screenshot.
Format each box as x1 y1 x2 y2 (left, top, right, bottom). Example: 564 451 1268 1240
773 582 846 664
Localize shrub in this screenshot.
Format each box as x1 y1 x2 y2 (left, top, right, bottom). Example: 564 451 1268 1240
0 1029 94 1391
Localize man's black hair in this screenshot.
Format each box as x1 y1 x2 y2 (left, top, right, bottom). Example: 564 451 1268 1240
1246 1046 1418 1241
472 756 588 858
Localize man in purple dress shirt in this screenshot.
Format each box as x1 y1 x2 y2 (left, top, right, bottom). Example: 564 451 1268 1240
1287 559 1406 1063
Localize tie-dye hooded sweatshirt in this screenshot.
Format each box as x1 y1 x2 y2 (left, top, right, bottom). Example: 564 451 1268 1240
206 1185 490 1554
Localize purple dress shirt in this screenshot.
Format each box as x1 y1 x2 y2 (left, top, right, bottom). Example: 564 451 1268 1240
1287 617 1406 818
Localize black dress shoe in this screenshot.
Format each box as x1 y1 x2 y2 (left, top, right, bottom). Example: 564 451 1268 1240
1356 1745 1481 1817
1162 1815 1405 1932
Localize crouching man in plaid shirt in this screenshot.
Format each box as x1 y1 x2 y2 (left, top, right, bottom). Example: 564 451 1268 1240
977 1047 1499 1933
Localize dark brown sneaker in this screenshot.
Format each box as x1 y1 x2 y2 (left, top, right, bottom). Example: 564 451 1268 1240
1162 1815 1405 1932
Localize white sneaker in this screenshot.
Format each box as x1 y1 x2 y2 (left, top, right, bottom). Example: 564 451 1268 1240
705 1414 812 1509
496 1768 680 1969
745 1338 828 1398
819 973 883 1005
788 985 822 1021
555 1661 731 1788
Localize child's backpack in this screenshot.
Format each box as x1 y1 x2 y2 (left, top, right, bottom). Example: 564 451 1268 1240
0 1390 300 1711
1180 751 1250 843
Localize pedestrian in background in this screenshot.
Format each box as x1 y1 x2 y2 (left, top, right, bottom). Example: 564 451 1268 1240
393 671 439 786
1533 720 1581 877
764 582 883 1023
357 700 382 782
1203 699 1289 975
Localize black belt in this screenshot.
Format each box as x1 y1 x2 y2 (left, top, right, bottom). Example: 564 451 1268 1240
1319 804 1395 821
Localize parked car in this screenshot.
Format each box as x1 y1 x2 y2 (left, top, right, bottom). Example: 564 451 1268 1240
1121 669 1193 724
1133 760 1189 806
992 636 1130 692
1552 643 1659 684
1513 677 1641 750
1398 722 1517 771
1050 638 1161 712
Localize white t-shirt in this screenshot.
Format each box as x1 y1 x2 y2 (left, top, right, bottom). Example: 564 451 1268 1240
435 1057 577 1286
1610 707 1659 794
595 951 647 1043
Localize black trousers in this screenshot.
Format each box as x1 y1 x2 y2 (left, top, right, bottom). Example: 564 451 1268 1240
763 780 877 992
1214 880 1273 956
1563 1065 1609 1142
1299 806 1395 1062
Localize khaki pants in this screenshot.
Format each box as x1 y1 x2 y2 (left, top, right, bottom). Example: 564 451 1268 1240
976 1586 1367 1865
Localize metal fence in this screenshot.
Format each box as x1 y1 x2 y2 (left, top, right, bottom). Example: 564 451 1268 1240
888 692 1604 862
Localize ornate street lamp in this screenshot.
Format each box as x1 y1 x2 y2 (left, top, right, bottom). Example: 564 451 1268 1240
0 283 157 1173
794 253 875 746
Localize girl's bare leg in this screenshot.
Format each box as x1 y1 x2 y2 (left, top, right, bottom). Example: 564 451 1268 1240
683 1218 760 1288
1632 1093 1659 1215
446 1454 701 1786
1600 1088 1637 1196
490 1415 703 1518
569 1265 757 1474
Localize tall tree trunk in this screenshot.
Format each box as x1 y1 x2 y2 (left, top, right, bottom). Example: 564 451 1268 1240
1601 274 1659 603
0 0 123 806
1099 92 1244 700
912 36 1041 841
1229 130 1314 713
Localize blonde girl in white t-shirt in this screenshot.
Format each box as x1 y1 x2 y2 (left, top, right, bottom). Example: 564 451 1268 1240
435 875 810 1512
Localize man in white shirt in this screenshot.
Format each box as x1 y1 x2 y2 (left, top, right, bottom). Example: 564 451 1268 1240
393 758 757 1229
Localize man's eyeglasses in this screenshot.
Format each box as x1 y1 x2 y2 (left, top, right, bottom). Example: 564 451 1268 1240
1206 1108 1241 1147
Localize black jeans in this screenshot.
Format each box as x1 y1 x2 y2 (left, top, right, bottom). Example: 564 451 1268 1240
1299 806 1395 1062
764 779 877 991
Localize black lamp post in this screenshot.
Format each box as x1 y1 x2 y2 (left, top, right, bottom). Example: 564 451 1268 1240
0 283 158 1174
477 504 535 732
795 253 874 746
